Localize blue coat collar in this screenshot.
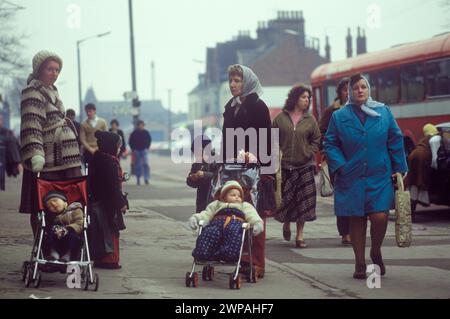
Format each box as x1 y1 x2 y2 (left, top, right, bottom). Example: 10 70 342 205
339 105 381 132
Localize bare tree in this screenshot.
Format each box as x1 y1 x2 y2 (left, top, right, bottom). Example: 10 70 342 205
0 1 27 87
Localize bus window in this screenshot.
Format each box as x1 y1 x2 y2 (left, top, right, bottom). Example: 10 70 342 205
325 82 337 107
364 73 379 100
401 63 425 102
314 87 322 119
426 58 450 97
378 68 400 105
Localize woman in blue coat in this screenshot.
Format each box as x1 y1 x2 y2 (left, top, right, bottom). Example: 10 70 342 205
324 74 407 279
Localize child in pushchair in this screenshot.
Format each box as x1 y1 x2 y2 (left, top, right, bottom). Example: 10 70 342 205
42 190 83 262
21 176 99 290
188 180 263 261
185 162 263 289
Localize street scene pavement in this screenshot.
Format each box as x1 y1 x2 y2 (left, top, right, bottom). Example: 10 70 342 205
1 155 449 299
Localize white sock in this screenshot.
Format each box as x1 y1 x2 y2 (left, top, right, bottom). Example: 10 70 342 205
50 249 60 260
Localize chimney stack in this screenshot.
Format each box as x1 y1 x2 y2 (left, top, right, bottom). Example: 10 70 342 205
346 28 353 58
325 36 331 61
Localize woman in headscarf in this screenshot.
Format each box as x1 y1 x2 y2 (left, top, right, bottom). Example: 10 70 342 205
19 51 82 234
319 78 352 245
221 64 273 279
324 74 407 279
272 83 321 248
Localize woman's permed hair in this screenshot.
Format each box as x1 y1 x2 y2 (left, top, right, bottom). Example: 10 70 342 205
283 83 312 112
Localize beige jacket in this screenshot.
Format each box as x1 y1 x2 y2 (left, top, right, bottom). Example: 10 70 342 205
80 117 107 152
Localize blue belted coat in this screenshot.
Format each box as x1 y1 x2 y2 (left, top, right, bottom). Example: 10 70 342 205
324 105 408 216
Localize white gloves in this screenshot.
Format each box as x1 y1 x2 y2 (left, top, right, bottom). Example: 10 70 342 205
31 155 45 172
252 222 264 236
188 215 199 230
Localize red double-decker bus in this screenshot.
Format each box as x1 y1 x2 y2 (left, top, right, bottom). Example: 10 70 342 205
310 32 450 146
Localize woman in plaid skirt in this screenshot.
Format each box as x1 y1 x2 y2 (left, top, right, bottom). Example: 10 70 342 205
272 84 321 248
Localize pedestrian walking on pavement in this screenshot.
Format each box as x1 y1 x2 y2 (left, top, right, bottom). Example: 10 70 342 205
79 103 107 167
129 120 152 185
88 131 127 269
109 119 127 160
221 64 273 278
272 83 321 249
19 50 82 235
319 78 352 245
324 74 407 279
0 113 21 191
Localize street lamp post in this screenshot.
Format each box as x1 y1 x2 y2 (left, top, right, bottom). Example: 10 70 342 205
76 31 111 123
167 89 172 151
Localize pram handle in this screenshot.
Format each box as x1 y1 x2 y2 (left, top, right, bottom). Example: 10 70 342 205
241 223 251 230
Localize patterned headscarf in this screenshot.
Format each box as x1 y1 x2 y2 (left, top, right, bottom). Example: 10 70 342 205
346 75 384 117
230 64 263 107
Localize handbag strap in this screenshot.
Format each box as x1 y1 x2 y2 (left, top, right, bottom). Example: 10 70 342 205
396 172 404 192
321 164 332 185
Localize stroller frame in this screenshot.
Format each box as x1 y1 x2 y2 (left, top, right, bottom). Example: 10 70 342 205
22 168 99 291
185 162 260 289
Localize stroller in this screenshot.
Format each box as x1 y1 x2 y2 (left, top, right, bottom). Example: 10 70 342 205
185 162 260 289
21 173 99 291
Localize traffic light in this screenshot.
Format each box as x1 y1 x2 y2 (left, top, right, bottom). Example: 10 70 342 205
132 98 141 107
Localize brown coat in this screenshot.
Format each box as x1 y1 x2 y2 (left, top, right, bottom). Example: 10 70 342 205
406 136 432 189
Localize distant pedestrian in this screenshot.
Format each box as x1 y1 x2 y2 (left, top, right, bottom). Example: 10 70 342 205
19 50 82 234
405 123 439 206
0 113 21 191
79 103 107 166
65 108 81 147
319 78 352 245
129 120 152 185
324 74 407 279
109 119 127 159
272 83 321 249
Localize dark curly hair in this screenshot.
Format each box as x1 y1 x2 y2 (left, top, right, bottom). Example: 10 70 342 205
283 83 312 112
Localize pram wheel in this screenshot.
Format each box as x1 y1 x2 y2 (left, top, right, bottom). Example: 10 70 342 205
83 270 100 291
33 271 42 288
229 274 241 290
24 265 32 287
21 261 30 282
202 266 214 281
246 266 258 283
185 272 199 287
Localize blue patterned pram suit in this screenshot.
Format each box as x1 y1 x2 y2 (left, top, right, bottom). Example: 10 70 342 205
192 208 246 262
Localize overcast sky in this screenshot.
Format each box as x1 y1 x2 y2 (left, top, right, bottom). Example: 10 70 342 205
8 0 449 114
